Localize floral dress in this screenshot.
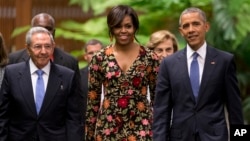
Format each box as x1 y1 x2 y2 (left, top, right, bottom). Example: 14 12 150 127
85 45 159 141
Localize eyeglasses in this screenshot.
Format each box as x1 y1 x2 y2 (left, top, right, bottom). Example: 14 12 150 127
30 44 53 51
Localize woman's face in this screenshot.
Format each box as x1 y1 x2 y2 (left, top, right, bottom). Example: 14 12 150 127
113 15 135 46
154 38 174 62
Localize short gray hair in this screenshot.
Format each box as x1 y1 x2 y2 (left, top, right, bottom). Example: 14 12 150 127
26 27 54 46
179 7 207 26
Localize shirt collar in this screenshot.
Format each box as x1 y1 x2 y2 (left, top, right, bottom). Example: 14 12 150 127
187 42 207 59
29 59 51 75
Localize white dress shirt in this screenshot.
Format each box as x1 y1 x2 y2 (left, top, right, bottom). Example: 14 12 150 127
29 59 50 102
186 42 207 84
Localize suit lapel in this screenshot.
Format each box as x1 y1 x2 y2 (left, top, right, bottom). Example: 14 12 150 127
38 63 62 116
19 62 37 114
197 46 218 103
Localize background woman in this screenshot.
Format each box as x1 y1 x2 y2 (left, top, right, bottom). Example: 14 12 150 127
146 30 178 62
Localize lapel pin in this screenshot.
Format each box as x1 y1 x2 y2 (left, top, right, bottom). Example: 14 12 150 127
211 61 215 64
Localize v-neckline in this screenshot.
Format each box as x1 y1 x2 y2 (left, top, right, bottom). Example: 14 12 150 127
111 46 140 75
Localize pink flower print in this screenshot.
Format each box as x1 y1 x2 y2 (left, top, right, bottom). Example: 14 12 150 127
104 128 111 135
93 106 99 112
149 130 153 137
115 71 121 77
140 72 145 77
107 115 113 122
97 55 103 61
108 61 115 67
90 117 96 124
142 119 149 125
92 64 99 71
139 130 146 137
106 72 112 79
128 89 133 95
155 66 159 72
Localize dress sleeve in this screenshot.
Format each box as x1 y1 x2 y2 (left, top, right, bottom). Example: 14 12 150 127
85 53 103 141
148 52 160 106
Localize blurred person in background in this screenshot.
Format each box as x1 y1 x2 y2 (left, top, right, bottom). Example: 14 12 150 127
8 13 79 73
0 32 8 88
80 39 104 140
146 30 178 62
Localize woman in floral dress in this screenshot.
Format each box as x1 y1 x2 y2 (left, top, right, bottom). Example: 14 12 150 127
85 5 159 141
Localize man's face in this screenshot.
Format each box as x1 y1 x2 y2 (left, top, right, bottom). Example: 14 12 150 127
179 12 209 50
84 44 102 63
27 32 55 69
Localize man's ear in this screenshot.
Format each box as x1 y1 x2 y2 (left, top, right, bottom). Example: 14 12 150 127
25 44 31 56
205 22 210 32
83 53 88 61
179 27 184 37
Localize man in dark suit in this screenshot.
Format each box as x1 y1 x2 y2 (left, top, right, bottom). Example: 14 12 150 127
153 7 243 141
80 39 103 139
80 39 103 97
0 27 82 141
8 13 79 73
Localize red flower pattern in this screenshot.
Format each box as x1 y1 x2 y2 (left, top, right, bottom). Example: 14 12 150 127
132 76 141 87
85 45 159 141
117 97 129 108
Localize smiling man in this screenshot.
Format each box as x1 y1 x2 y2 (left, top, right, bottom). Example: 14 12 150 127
153 7 243 141
0 27 82 141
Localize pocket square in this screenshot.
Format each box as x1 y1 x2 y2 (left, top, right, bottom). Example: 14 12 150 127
211 61 215 64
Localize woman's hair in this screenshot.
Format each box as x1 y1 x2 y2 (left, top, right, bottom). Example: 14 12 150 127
107 5 139 42
146 30 178 52
0 32 8 67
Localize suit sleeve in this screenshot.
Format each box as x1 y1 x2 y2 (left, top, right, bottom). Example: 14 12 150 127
0 68 10 141
66 71 82 141
225 55 244 125
153 59 172 141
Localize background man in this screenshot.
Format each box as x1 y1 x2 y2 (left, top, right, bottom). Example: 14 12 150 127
80 39 103 140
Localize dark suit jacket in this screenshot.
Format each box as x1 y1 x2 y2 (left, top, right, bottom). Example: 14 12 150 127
0 61 82 141
80 66 88 97
153 45 243 141
8 48 79 73
80 66 88 139
8 48 86 140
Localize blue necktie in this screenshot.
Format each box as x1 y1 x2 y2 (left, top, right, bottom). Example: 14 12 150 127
36 70 45 114
190 52 200 102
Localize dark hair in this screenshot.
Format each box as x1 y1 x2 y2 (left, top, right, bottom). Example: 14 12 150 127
84 39 104 52
31 13 55 27
0 33 8 67
179 7 207 26
107 5 139 42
